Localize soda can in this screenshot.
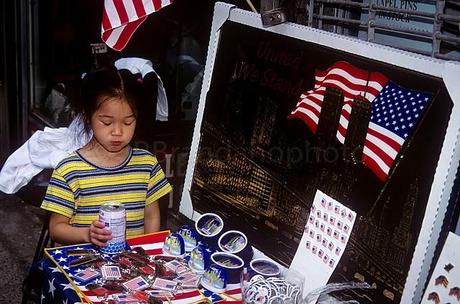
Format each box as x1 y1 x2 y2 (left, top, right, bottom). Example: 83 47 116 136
99 202 126 254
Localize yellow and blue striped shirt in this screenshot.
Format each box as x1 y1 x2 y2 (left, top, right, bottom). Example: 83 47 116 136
41 148 172 237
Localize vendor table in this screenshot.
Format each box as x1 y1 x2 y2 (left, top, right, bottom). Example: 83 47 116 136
38 230 242 303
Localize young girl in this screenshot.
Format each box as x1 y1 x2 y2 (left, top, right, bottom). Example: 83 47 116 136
41 67 171 246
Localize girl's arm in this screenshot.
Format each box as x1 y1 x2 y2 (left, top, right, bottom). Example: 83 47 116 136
49 213 112 246
144 202 161 233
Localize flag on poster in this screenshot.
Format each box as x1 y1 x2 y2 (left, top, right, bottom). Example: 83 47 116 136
288 61 388 137
289 61 433 181
101 0 173 51
362 81 432 181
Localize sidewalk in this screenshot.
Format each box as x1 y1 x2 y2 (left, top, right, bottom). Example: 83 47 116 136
0 192 46 303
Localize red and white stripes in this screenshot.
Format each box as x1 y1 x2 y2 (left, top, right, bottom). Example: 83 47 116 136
102 0 173 51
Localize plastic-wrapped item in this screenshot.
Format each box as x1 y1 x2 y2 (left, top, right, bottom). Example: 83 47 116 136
241 266 371 304
303 282 372 304
241 268 304 304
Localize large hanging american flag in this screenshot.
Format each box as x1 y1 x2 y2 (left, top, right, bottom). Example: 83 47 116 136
101 0 173 51
288 61 388 141
362 81 432 181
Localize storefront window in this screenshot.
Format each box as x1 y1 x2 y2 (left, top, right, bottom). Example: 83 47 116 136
29 0 102 127
28 0 217 127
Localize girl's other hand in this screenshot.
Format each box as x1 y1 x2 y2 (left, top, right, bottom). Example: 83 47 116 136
89 220 112 246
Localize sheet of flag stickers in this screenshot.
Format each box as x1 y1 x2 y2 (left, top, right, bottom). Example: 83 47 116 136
304 193 356 269
290 190 357 297
44 231 242 304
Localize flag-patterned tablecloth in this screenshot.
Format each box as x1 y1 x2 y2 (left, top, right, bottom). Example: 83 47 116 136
40 230 242 303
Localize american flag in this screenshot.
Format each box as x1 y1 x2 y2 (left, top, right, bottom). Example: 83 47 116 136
42 230 242 303
101 0 173 51
362 81 432 181
289 61 388 142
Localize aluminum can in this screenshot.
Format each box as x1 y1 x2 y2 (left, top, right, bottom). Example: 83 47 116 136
99 202 126 254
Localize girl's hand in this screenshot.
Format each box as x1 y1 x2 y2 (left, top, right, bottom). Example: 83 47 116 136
89 220 112 246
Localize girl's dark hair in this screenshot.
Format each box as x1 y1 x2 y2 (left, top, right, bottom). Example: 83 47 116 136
77 67 142 134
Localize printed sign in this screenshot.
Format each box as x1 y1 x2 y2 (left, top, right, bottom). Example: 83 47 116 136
358 0 436 53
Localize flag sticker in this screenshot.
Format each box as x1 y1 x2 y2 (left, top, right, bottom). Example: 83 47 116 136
321 199 326 207
101 265 122 280
164 260 182 272
145 290 174 299
74 268 100 282
335 247 342 256
318 249 324 258
182 277 200 288
114 293 140 301
122 276 150 291
329 217 335 226
312 245 317 254
316 234 322 243
329 259 336 268
152 278 177 291
337 220 343 230
333 230 339 239
320 223 325 232
174 272 198 283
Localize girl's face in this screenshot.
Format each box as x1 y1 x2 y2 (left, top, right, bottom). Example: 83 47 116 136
90 97 136 153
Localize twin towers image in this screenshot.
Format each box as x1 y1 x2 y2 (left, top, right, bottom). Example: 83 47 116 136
289 61 432 183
